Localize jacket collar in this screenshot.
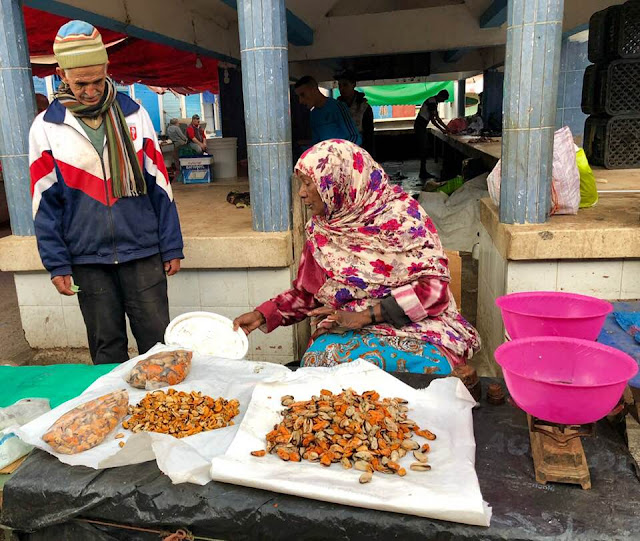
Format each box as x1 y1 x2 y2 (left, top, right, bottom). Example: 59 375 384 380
44 91 140 124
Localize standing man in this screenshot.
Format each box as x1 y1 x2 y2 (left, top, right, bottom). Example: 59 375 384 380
415 90 450 179
337 71 374 157
186 114 207 155
294 76 361 148
29 21 184 364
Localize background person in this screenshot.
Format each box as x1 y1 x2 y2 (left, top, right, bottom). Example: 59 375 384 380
294 76 361 148
415 90 450 179
337 71 374 157
186 114 207 154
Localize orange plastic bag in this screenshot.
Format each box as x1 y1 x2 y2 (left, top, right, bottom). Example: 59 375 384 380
42 390 129 454
126 350 192 390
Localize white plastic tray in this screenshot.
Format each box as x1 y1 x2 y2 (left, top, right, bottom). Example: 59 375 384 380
164 311 248 360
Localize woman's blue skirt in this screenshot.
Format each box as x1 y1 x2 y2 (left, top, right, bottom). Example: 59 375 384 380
301 330 452 374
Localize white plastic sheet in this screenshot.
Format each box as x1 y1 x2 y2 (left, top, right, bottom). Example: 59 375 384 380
210 360 492 527
15 344 290 485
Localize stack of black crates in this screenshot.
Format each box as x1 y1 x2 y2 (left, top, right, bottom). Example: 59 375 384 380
583 0 640 169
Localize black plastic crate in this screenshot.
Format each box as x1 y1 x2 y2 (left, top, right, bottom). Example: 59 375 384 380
584 115 640 169
588 7 613 63
613 0 640 59
588 1 640 62
581 60 640 116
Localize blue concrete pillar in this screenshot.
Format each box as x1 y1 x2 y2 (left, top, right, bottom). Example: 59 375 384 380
500 0 564 224
0 0 36 235
457 79 466 118
237 0 293 232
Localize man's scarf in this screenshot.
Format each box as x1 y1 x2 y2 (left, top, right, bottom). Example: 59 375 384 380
56 78 146 198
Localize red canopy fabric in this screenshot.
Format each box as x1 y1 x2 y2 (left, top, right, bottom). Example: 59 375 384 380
25 7 219 94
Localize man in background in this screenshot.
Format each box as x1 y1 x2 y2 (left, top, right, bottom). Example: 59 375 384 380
294 76 361 148
337 71 374 157
415 89 450 179
186 114 207 154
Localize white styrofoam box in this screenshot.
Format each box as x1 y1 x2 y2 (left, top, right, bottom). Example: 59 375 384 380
199 270 249 307
557 260 623 299
506 261 558 293
167 270 201 307
621 260 640 300
179 156 214 167
63 306 88 348
19 306 66 348
247 268 292 306
250 326 295 358
14 273 61 307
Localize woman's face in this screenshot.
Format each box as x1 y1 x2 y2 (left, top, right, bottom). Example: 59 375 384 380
297 173 325 216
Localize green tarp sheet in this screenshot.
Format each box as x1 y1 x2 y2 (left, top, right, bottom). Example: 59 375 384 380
0 364 118 408
342 81 455 106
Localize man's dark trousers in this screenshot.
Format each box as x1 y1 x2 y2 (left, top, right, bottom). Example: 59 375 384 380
72 254 170 364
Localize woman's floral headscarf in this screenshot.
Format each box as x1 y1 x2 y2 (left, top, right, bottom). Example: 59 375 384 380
295 139 449 296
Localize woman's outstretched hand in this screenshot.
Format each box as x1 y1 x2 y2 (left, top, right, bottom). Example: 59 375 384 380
233 310 265 335
308 306 371 331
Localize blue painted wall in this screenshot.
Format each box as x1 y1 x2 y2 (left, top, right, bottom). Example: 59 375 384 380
32 76 47 96
133 83 161 132
556 35 589 138
185 94 201 118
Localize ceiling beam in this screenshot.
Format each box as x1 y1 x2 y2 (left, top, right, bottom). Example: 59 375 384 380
443 49 466 62
479 0 508 28
220 0 313 46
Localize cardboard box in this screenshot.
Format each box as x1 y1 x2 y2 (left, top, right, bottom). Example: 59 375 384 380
180 156 214 184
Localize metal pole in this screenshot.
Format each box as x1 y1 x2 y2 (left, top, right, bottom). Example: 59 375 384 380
237 0 293 232
500 0 564 224
457 79 466 118
0 0 36 235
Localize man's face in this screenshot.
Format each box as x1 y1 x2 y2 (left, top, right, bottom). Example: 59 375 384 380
295 84 316 109
192 118 200 127
338 80 355 100
58 64 107 106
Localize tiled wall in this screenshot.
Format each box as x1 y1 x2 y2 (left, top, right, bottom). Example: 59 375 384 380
556 32 589 138
476 225 640 372
14 267 297 364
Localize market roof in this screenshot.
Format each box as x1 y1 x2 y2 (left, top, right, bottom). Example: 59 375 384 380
24 6 219 94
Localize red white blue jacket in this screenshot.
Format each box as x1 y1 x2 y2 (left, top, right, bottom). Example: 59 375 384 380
29 92 183 278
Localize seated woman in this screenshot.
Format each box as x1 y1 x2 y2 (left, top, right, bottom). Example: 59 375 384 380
233 140 480 374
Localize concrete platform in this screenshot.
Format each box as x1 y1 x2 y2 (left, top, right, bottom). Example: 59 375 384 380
0 179 293 272
480 194 640 260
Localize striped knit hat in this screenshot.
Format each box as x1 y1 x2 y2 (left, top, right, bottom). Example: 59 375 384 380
53 21 108 70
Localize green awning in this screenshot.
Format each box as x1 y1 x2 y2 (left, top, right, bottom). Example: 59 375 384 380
346 81 455 106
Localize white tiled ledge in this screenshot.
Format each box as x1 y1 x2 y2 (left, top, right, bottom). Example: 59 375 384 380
0 233 293 272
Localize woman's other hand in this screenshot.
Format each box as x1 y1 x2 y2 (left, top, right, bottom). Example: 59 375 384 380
233 310 265 335
308 306 371 331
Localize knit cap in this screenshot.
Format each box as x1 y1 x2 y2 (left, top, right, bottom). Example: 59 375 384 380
53 20 108 70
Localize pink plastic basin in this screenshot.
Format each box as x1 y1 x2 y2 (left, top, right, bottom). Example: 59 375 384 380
495 336 638 425
496 292 613 341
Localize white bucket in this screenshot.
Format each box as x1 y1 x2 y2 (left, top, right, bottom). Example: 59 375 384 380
206 137 238 179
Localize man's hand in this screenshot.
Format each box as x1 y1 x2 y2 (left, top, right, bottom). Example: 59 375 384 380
52 275 75 296
308 306 371 331
164 258 181 276
233 310 266 335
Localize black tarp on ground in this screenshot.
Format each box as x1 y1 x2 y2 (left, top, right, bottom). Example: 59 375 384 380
3 375 639 541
